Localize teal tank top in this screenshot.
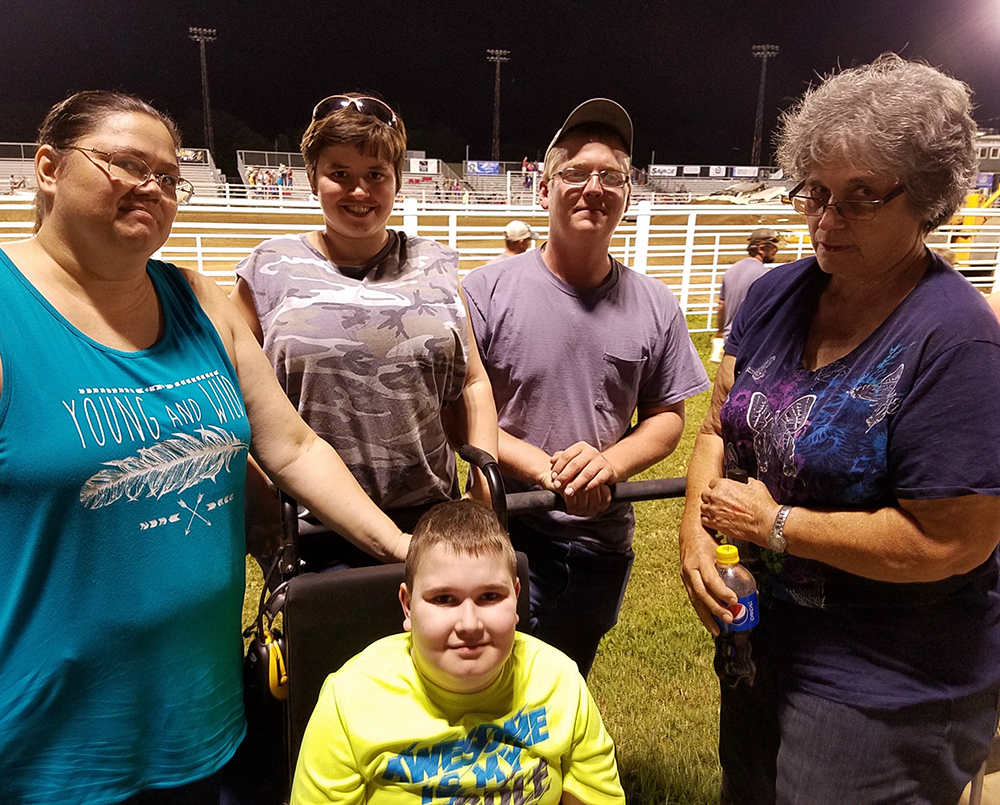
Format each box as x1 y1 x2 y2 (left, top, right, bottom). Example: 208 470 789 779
0 249 251 804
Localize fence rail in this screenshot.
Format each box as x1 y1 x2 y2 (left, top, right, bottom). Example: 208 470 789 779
2 197 998 333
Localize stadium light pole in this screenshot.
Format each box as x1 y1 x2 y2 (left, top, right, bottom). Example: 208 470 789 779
189 27 217 157
751 44 779 167
486 49 510 162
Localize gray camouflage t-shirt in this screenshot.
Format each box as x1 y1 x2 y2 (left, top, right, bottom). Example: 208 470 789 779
235 232 468 511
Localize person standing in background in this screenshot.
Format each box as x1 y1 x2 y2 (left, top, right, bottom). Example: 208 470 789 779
489 219 538 262
710 228 780 362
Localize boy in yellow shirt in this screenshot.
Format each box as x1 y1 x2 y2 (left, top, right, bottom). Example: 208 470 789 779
291 499 625 805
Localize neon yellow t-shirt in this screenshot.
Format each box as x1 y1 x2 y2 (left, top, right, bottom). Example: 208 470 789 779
291 632 624 805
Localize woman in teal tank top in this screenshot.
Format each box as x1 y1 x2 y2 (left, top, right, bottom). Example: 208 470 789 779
0 92 409 805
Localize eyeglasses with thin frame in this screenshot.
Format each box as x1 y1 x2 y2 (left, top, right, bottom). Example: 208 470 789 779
554 168 630 188
65 146 195 204
788 180 906 222
311 95 398 127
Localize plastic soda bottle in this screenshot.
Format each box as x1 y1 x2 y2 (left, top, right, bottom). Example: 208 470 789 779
713 543 759 687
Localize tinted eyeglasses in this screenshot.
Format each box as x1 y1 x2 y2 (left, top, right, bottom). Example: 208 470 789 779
554 168 630 188
311 95 398 127
788 180 906 222
67 146 194 204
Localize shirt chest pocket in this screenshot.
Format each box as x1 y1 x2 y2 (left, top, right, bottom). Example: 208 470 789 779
596 352 647 413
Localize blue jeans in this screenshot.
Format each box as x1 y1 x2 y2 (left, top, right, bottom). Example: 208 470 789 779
719 652 1000 805
508 520 634 678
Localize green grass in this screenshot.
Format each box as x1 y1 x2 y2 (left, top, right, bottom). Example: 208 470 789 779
588 330 720 804
241 329 721 804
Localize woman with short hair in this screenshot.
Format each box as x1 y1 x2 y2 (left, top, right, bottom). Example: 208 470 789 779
680 55 1000 803
231 94 497 570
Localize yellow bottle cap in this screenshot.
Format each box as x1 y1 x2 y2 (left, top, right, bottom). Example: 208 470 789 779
716 544 740 565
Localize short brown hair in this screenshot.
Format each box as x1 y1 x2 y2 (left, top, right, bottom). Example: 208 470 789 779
404 500 516 590
34 90 182 230
300 93 407 193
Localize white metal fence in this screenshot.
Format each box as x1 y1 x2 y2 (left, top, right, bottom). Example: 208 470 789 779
2 196 998 333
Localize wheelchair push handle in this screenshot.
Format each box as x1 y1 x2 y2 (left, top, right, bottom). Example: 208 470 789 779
458 445 507 529
506 476 687 515
278 491 299 578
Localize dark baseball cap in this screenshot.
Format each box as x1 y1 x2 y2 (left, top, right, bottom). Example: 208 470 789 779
545 98 633 159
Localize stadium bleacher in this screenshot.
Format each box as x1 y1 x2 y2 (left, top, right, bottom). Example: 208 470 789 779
1 141 230 200
0 142 36 195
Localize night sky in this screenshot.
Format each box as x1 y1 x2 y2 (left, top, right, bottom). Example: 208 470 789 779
3 0 999 170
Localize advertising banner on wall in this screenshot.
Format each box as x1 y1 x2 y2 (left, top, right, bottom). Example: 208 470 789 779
648 164 677 177
709 165 727 177
682 165 701 175
467 161 500 175
409 158 440 174
732 166 759 178
178 149 207 163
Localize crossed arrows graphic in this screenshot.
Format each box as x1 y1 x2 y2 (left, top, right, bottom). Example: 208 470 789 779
138 493 234 532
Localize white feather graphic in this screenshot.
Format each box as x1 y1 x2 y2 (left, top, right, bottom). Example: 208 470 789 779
80 426 247 509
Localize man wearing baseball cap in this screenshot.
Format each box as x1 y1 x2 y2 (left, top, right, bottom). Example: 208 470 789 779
463 99 709 676
712 228 782 361
490 220 539 262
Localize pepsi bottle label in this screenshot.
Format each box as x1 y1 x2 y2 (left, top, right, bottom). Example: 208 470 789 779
715 591 759 633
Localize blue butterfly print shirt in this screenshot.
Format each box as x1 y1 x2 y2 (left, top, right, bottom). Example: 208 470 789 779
722 254 1000 613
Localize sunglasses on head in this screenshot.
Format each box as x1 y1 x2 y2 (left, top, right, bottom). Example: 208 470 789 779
311 95 398 127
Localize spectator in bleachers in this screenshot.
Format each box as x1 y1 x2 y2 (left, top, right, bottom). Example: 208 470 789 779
231 93 498 572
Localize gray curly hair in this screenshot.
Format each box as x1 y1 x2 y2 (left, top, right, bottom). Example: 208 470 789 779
776 54 976 233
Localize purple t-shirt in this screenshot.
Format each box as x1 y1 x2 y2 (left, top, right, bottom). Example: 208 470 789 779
464 248 709 550
719 257 770 339
725 253 1000 707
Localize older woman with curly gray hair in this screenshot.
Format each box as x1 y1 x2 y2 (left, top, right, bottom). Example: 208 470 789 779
680 54 1000 803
